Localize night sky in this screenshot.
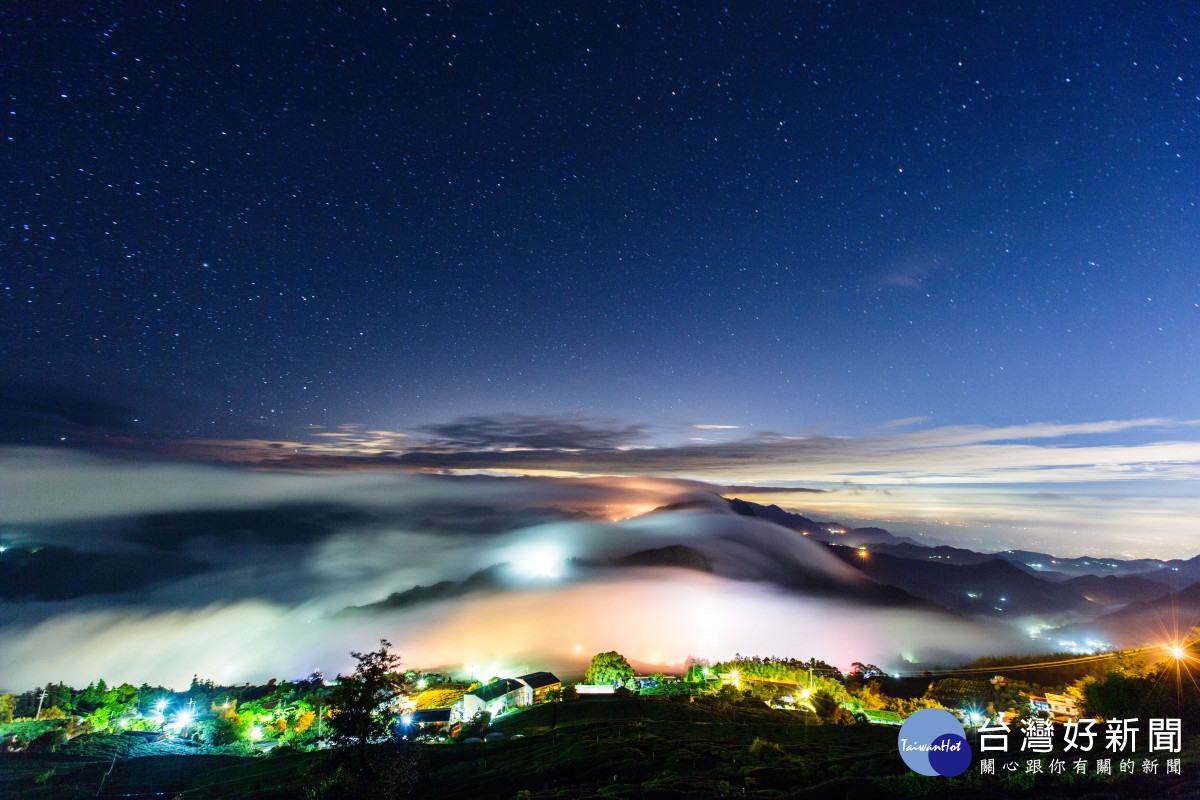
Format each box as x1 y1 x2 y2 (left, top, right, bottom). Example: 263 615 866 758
7 1 1198 444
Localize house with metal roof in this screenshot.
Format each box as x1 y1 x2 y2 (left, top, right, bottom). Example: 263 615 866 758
452 671 563 724
393 707 452 738
515 671 561 702
456 678 525 723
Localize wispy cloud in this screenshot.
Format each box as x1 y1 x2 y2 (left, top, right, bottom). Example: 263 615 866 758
165 415 1200 558
170 415 1200 488
417 414 646 451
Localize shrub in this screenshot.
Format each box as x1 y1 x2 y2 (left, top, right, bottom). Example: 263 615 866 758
210 716 244 746
27 729 68 753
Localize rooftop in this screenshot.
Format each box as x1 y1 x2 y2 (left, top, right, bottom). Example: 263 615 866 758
468 678 523 703
517 671 561 690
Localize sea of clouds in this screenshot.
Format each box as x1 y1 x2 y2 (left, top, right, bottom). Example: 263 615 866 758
1 447 1026 690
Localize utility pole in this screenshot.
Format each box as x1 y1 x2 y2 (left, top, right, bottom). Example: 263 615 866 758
35 687 48 720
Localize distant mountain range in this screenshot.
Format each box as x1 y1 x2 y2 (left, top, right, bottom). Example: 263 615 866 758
726 497 1200 647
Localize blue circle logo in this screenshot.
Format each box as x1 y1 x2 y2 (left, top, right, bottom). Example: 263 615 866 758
897 708 971 776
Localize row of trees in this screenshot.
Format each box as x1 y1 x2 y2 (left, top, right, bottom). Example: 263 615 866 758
577 643 1200 727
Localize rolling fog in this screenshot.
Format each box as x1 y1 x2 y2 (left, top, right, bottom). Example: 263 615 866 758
0 447 1025 690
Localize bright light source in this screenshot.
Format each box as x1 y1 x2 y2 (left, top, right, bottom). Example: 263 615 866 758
249 726 263 741
510 543 565 578
417 678 428 690
176 711 193 726
1168 644 1187 660
799 688 811 700
155 700 167 712
401 714 413 725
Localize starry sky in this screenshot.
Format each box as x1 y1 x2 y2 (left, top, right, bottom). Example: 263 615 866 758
6 0 1198 445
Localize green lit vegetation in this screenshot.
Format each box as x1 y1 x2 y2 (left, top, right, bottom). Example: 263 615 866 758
1 641 1197 798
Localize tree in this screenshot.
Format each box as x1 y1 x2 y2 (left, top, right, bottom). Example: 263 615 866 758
811 691 856 725
850 662 887 679
584 651 634 686
326 640 404 768
313 641 423 799
1080 676 1152 719
295 710 317 734
454 710 491 741
0 695 14 724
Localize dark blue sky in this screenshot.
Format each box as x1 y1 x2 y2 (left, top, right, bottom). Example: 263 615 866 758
5 2 1199 441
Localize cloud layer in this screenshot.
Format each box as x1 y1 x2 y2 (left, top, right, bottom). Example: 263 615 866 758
0 449 1029 690
158 415 1200 558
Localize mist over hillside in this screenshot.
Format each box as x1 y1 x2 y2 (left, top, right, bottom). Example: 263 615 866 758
1 450 1195 692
